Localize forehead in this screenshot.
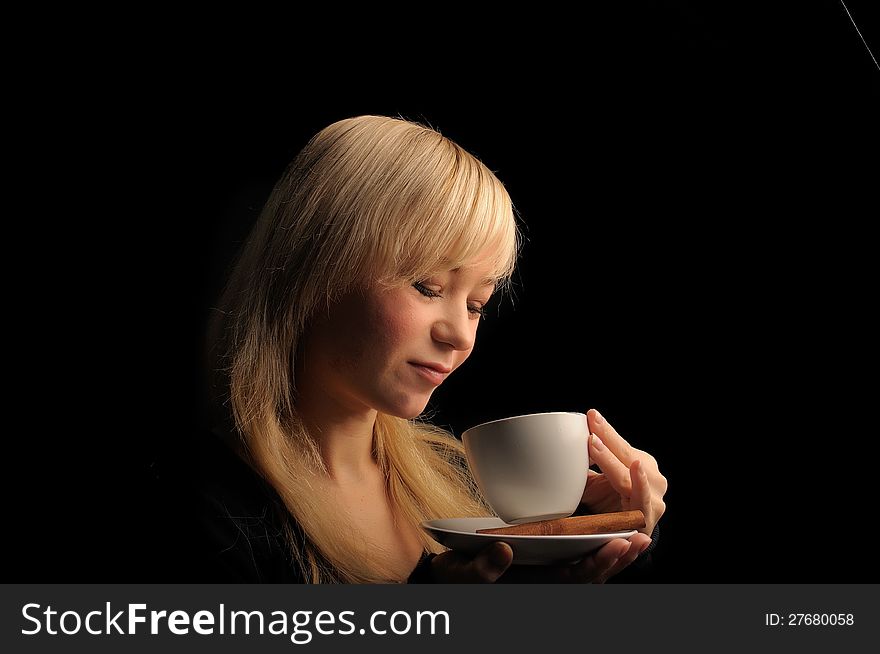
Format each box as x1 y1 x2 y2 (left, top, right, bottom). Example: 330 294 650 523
448 266 497 288
439 250 501 287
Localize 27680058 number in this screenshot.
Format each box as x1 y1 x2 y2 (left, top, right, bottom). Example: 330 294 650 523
765 613 854 626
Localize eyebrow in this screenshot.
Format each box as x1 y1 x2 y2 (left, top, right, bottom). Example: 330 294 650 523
449 267 497 289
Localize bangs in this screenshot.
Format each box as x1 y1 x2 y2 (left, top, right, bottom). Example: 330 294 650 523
368 136 520 293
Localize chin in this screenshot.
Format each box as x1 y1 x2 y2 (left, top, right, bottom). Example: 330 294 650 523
394 404 430 420
381 394 432 420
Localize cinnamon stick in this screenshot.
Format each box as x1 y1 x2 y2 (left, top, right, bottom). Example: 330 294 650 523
476 510 645 536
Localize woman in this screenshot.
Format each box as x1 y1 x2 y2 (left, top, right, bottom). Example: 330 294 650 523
196 115 666 583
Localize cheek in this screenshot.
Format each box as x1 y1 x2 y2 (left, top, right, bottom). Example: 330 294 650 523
370 301 420 358
332 289 429 375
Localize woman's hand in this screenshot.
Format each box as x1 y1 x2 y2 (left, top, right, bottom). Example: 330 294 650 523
581 409 667 538
427 407 665 584
429 535 652 583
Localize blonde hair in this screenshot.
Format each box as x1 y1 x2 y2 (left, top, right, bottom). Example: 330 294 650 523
206 115 521 583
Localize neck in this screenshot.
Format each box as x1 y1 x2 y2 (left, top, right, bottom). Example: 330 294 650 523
296 386 379 484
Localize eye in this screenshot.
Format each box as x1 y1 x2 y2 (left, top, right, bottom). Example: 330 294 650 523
412 282 487 320
412 281 441 298
468 304 487 319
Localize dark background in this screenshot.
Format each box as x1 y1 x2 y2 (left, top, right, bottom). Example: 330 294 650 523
14 2 877 583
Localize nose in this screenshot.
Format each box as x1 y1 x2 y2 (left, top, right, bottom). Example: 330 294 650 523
431 305 476 352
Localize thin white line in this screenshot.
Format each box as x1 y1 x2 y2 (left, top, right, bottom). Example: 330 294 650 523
839 0 880 72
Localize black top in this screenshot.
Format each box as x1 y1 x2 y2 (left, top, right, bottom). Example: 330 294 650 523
185 428 307 582
168 429 656 583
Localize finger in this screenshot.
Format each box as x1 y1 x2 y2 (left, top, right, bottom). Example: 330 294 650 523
575 539 633 583
509 539 633 583
631 459 652 510
589 433 633 497
630 459 655 534
472 542 513 582
497 538 635 584
580 473 621 513
587 409 635 467
433 542 513 583
593 534 652 584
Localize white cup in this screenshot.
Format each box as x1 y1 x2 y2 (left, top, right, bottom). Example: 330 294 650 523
462 411 590 525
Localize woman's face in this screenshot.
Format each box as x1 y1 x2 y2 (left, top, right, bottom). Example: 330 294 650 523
298 259 497 419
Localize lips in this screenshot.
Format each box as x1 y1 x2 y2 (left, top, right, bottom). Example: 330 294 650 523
409 362 451 386
410 361 452 374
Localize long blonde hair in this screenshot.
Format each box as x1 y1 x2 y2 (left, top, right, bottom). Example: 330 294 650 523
206 115 520 582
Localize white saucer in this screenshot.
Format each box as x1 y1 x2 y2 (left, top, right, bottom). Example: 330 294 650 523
421 517 637 566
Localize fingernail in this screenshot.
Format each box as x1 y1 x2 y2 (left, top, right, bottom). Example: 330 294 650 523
593 410 604 425
591 434 604 451
639 541 652 555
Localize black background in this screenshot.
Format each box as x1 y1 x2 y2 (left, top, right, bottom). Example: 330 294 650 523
14 2 878 583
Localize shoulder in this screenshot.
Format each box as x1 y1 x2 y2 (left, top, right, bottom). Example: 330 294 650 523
174 429 306 582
